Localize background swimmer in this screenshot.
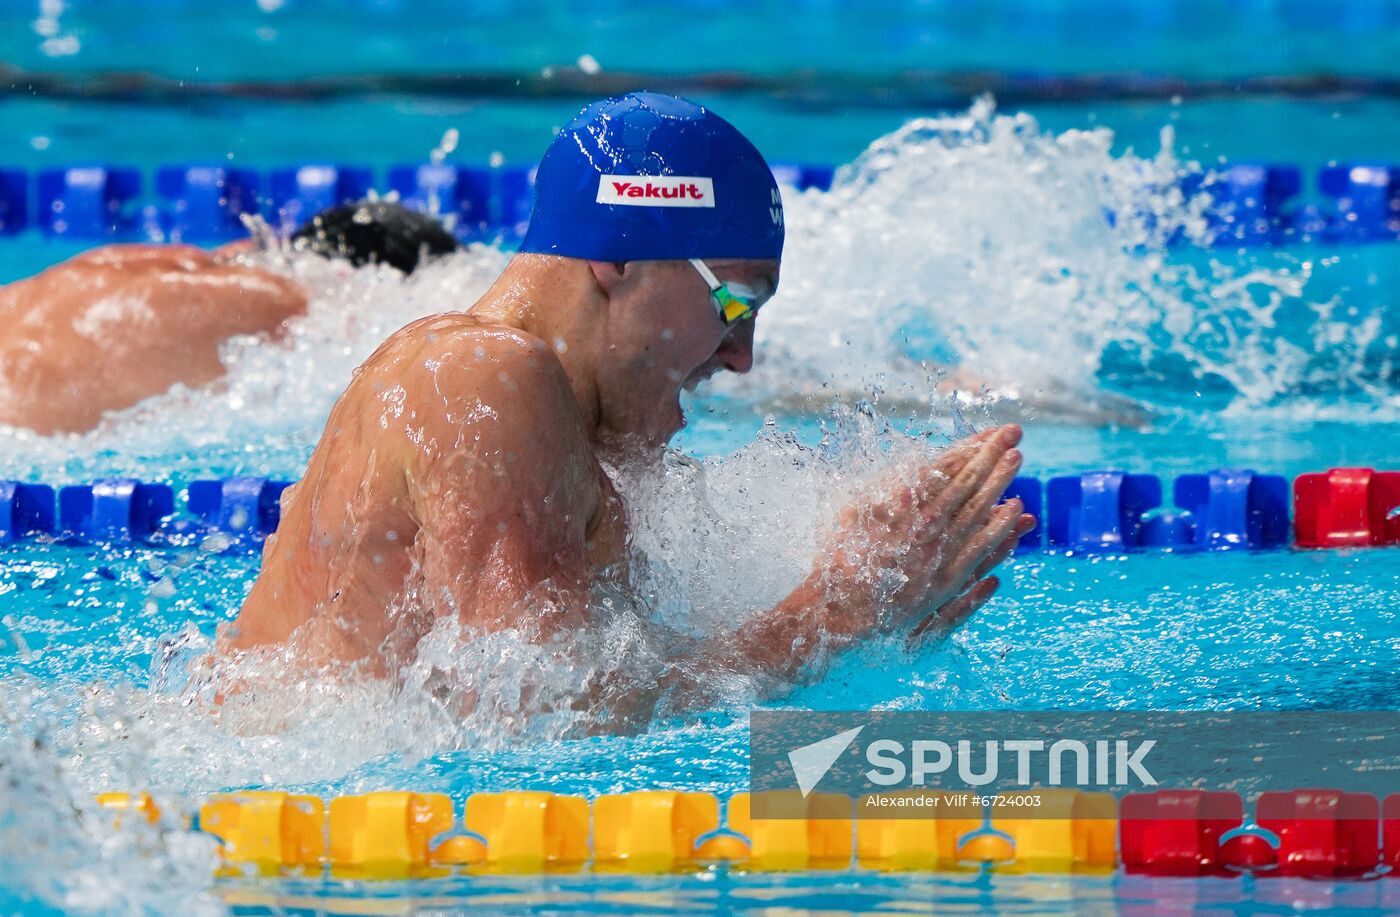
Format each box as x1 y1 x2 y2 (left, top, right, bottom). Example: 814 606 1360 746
0 201 458 435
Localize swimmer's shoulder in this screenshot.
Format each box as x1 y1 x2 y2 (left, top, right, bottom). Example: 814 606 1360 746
360 314 579 428
367 314 567 385
62 243 213 272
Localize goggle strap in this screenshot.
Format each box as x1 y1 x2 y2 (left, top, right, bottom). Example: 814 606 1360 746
689 258 723 291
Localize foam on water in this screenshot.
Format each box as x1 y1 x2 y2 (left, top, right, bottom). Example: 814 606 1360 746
0 103 1396 912
0 684 224 915
756 98 1392 418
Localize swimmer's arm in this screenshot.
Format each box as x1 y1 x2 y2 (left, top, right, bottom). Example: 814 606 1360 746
152 262 308 337
44 244 307 337
406 334 594 630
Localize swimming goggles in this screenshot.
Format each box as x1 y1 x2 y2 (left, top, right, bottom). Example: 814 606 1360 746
689 258 760 326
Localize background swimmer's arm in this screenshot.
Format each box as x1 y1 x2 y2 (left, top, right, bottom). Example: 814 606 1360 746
145 253 309 339
678 426 1034 686
406 331 595 632
0 246 308 435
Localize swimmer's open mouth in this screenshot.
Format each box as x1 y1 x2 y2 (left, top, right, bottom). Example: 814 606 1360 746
682 364 718 393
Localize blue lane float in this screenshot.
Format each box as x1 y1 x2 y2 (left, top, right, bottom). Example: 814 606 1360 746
769 163 836 193
155 165 262 242
1045 468 1293 553
497 165 536 238
0 168 26 235
57 479 174 543
187 477 290 543
37 166 142 238
1317 163 1400 242
1173 469 1289 551
386 163 494 235
1003 476 1043 553
267 164 374 232
1047 471 1162 553
1139 508 1194 549
1197 164 1301 247
1 477 288 549
0 482 55 543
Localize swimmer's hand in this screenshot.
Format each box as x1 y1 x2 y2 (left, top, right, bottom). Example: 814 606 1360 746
717 424 1033 679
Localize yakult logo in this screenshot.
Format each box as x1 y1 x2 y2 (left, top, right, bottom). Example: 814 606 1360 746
596 174 715 208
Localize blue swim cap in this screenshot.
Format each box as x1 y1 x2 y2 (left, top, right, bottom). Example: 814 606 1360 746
519 92 784 262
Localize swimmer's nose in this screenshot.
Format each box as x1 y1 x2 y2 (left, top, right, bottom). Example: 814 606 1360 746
716 319 756 374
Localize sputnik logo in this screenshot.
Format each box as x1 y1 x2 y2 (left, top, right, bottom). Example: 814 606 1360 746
788 725 864 798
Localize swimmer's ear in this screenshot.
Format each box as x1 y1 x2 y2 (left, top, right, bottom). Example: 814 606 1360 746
587 259 635 297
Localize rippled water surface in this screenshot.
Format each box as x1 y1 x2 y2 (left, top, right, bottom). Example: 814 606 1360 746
0 85 1397 917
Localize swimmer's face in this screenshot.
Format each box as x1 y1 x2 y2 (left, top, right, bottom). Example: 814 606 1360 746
591 257 779 447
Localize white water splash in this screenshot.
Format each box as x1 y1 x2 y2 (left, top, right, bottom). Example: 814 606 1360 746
0 684 222 915
748 98 1388 417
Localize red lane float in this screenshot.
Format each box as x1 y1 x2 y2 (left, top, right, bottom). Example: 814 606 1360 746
1382 794 1400 875
1254 789 1379 878
1119 790 1245 876
1294 468 1400 548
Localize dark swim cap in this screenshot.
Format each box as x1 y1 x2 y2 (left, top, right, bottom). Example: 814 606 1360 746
519 91 784 262
291 200 460 274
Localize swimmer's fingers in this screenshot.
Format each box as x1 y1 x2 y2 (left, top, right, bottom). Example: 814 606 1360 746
924 427 1000 484
910 427 998 494
970 513 1036 581
948 447 1023 540
922 425 1021 525
949 500 1022 581
874 428 1005 529
907 576 1000 648
939 574 1000 632
912 444 1018 553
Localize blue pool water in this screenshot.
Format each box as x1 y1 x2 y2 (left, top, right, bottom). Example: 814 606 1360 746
2 2 1400 915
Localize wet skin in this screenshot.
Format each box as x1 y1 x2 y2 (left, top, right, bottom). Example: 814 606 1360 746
221 254 1034 684
0 244 307 435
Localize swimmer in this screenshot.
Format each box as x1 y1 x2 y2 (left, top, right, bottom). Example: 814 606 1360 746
0 201 459 435
220 92 1036 692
